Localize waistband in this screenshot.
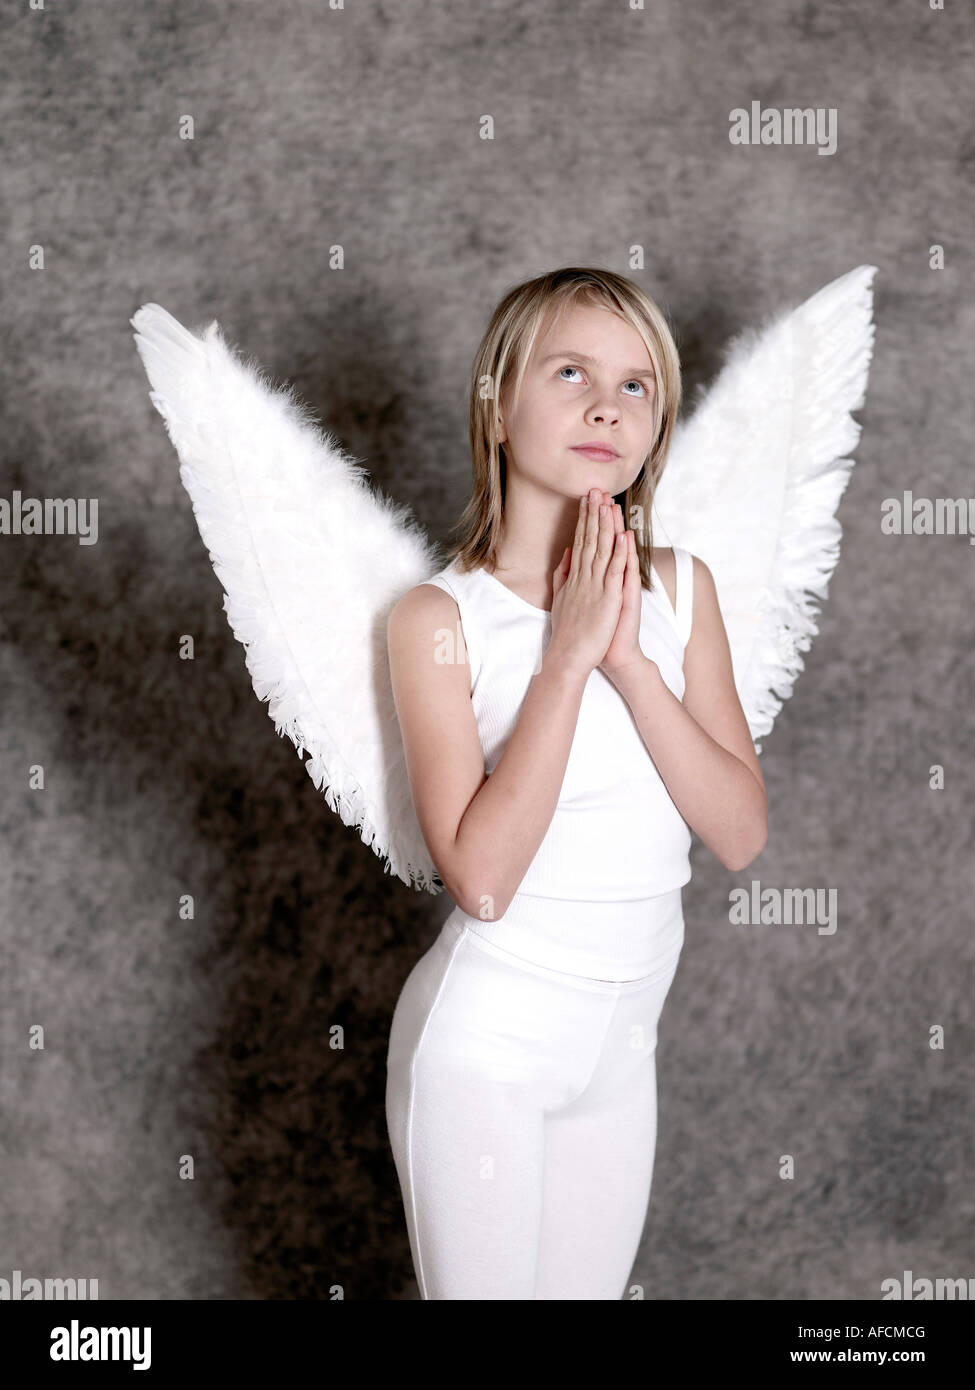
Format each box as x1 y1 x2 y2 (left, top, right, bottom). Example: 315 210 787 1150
443 885 685 985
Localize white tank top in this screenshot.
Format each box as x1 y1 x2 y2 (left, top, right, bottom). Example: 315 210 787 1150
421 548 695 981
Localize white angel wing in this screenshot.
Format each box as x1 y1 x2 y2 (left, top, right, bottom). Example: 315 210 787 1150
131 303 446 893
651 264 878 753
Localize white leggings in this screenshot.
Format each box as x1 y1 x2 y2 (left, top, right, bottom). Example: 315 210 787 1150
385 911 684 1300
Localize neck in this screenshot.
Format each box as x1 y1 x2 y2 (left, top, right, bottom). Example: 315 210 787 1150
491 478 590 589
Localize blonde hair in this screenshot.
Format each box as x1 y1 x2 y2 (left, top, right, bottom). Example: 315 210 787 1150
444 265 682 592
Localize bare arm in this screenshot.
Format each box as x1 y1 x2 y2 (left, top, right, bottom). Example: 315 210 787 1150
387 584 589 921
607 554 768 871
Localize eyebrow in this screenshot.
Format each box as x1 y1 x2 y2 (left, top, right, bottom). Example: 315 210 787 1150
539 350 655 381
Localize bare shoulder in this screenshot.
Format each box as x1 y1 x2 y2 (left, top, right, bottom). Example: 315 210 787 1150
649 544 676 611
389 579 458 622
653 546 719 606
683 552 730 662
686 551 718 605
387 580 470 668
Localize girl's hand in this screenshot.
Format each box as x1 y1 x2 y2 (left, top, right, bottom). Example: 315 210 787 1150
598 502 645 681
546 489 625 680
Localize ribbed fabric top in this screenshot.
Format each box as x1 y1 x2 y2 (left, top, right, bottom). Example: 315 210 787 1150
422 550 694 916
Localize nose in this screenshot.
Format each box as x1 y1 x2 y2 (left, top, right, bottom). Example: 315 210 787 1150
585 399 620 426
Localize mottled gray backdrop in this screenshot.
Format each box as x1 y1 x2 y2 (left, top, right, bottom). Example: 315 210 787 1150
2 0 973 1303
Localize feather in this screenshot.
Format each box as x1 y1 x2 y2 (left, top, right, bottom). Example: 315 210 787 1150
652 264 878 752
131 303 445 892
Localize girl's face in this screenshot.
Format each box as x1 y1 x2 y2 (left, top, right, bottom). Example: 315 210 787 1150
498 301 658 500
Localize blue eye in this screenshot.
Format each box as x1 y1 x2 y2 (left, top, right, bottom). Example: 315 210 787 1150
558 366 647 397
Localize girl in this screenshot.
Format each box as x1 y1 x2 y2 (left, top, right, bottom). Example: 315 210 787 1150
384 266 768 1300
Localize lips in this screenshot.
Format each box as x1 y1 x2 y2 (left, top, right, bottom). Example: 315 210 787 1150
572 445 619 461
